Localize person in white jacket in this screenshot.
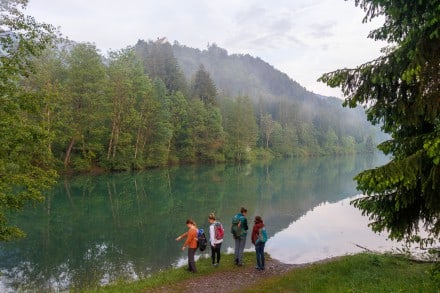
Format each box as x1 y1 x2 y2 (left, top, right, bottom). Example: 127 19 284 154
208 213 224 266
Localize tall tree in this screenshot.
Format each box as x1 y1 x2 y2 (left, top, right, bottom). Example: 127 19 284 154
167 91 189 163
134 39 187 94
190 64 218 105
319 0 440 244
133 74 155 168
221 96 258 161
105 48 147 170
23 47 67 156
260 113 277 149
142 79 173 167
63 43 107 170
0 0 57 240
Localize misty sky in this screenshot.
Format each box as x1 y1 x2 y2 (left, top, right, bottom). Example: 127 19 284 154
25 0 385 98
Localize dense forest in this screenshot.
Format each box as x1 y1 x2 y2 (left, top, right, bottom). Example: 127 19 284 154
23 38 380 172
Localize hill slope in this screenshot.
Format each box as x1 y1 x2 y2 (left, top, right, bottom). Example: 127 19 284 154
171 41 383 145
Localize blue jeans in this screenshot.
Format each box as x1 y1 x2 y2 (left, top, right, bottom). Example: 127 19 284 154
234 236 246 265
255 242 265 269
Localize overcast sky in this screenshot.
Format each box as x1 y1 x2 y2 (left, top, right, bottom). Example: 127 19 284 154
25 0 385 98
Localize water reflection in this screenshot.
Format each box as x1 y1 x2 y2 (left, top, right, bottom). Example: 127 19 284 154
0 154 389 292
267 195 398 264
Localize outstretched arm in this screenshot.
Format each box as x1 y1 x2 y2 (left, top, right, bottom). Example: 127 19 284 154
175 231 188 241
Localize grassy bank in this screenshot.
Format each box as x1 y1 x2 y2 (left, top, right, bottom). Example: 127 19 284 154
243 253 438 293
84 252 437 292
84 253 245 293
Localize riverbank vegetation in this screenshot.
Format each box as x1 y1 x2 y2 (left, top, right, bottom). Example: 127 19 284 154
23 38 379 174
243 253 437 293
85 252 437 292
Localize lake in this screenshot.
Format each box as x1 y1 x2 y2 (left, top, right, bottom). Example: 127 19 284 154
0 154 393 292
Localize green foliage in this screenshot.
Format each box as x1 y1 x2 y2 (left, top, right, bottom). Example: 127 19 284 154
0 0 58 240
21 36 378 173
5 32 380 180
104 48 143 170
221 96 258 162
190 64 217 105
428 248 440 287
63 43 107 171
134 39 187 94
319 0 440 244
243 253 437 293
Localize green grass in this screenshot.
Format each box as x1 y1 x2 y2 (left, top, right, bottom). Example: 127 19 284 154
82 253 249 293
82 252 438 293
241 253 438 293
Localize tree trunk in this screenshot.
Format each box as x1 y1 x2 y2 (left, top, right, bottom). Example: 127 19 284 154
107 119 117 159
64 138 75 168
134 113 143 159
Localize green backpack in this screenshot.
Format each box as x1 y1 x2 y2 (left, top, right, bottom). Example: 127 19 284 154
258 227 268 243
231 215 242 239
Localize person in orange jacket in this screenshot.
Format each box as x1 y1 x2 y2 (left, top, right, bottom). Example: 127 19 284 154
176 219 198 273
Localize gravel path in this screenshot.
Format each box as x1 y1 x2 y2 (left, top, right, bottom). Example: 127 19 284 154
150 258 302 293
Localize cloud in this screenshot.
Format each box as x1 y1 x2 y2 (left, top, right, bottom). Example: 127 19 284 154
24 0 385 97
308 22 336 38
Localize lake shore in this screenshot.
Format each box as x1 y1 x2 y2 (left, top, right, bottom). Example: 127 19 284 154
86 252 437 292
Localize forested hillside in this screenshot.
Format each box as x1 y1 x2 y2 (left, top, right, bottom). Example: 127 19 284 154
20 38 380 172
175 41 383 149
171 41 382 147
173 42 316 102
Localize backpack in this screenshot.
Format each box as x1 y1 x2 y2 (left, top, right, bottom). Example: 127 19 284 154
197 228 207 251
214 222 224 240
258 227 268 243
231 215 242 239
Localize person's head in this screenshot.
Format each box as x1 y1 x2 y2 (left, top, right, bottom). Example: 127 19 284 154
186 219 196 228
254 216 263 224
240 207 247 215
208 213 216 224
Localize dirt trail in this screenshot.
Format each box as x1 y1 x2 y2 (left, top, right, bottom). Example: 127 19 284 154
150 258 303 293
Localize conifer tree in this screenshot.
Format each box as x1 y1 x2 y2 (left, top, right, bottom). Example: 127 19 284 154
190 64 218 105
319 0 440 244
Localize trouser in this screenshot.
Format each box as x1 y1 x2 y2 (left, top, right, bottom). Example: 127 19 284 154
234 236 246 264
188 247 197 272
255 242 265 269
211 243 222 264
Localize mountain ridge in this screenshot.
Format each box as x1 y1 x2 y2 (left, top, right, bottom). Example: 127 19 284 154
172 42 323 104
170 40 376 136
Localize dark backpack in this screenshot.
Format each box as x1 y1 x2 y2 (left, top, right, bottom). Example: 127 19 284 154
197 228 207 251
214 222 224 240
231 215 242 239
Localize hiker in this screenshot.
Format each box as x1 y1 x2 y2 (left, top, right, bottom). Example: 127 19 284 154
176 219 198 273
208 213 224 267
251 215 268 270
231 207 248 266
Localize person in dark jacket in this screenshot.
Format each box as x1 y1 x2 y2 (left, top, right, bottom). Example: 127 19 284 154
231 207 248 266
251 216 267 270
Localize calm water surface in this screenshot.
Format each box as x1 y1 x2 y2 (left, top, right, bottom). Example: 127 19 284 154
0 154 391 292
